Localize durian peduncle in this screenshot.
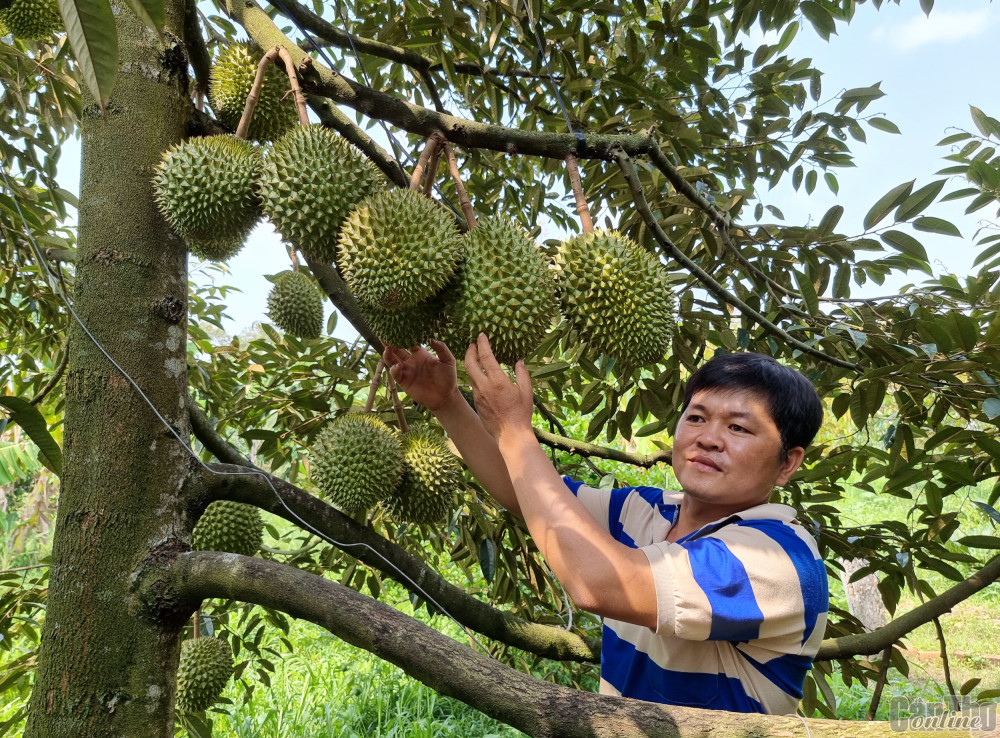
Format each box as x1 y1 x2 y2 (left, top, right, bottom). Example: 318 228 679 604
410 135 441 191
565 153 594 234
385 369 409 434
235 46 309 140
364 358 385 413
443 141 477 230
423 144 443 196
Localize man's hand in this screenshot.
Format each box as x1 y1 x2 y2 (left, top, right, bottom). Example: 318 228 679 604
384 340 460 412
465 334 534 443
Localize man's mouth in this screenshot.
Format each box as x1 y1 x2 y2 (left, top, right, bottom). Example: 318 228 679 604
689 456 721 471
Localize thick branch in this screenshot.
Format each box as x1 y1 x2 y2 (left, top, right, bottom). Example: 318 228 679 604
816 552 1000 660
303 256 384 349
223 0 653 160
534 427 671 468
190 462 600 663
170 551 929 738
615 151 862 372
186 395 251 467
183 0 212 99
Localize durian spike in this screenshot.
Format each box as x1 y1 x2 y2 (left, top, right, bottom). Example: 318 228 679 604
409 136 441 191
385 369 410 434
565 153 594 234
364 358 385 413
442 141 477 230
423 144 443 197
235 46 309 140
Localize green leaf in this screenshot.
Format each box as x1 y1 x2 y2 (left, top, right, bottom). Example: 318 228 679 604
983 398 1000 420
121 0 164 32
970 105 1000 138
920 0 933 15
973 501 1000 527
817 205 843 236
477 538 496 584
880 230 928 262
0 396 62 476
957 535 1000 550
793 270 819 315
863 180 914 230
867 117 900 134
57 0 120 109
894 179 945 221
799 1 835 40
912 216 961 237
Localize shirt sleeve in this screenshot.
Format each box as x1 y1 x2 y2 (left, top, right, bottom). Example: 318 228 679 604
562 476 612 532
640 519 828 648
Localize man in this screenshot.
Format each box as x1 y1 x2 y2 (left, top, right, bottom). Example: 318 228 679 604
384 335 828 714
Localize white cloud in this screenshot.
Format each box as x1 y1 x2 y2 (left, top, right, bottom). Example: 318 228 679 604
885 9 992 51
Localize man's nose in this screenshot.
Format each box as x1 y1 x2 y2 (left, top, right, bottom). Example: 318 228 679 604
696 424 723 450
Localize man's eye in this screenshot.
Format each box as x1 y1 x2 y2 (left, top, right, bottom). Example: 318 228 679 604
730 424 747 433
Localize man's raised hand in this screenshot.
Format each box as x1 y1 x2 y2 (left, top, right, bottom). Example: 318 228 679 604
384 340 460 412
465 334 534 443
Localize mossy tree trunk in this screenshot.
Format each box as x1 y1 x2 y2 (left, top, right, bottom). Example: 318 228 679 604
24 4 193 736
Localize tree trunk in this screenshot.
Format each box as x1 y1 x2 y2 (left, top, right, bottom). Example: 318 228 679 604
25 3 192 736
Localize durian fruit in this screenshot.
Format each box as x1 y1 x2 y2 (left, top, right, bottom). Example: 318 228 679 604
383 427 462 524
0 16 10 36
267 270 324 339
209 43 296 144
175 637 233 713
359 286 453 348
258 124 385 263
555 230 675 371
446 216 558 365
191 501 263 557
0 0 61 40
337 188 463 313
153 135 262 261
310 413 404 513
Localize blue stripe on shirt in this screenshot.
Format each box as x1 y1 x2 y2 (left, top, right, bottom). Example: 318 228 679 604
734 520 828 645
740 650 815 699
685 537 765 642
602 626 766 712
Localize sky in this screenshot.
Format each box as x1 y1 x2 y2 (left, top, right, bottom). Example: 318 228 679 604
52 0 998 338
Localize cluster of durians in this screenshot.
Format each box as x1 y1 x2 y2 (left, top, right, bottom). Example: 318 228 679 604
310 413 463 524
0 0 62 40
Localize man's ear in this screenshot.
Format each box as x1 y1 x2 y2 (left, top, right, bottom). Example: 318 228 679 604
775 446 805 486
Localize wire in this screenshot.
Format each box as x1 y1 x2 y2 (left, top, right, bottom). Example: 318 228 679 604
519 0 576 135
0 161 491 656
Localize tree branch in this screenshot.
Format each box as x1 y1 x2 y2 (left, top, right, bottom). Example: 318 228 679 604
189 462 600 663
186 395 252 467
221 0 654 160
183 0 212 100
816 552 1000 660
615 150 862 372
29 339 68 405
169 550 918 738
533 427 671 468
303 255 384 349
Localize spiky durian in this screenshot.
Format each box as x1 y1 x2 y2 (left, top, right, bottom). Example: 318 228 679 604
445 216 557 365
175 637 233 713
337 189 463 313
267 270 324 339
0 0 60 39
258 125 384 263
383 428 462 524
191 501 263 557
310 413 404 513
0 15 10 36
209 43 296 144
555 230 675 371
153 135 262 261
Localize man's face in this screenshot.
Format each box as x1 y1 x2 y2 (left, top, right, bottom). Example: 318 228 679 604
672 389 803 512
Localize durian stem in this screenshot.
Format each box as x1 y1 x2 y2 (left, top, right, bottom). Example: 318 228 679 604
192 610 201 639
409 136 441 191
235 46 282 140
275 46 311 127
289 247 300 271
385 370 409 434
442 141 477 230
565 153 594 234
422 144 443 197
364 359 385 413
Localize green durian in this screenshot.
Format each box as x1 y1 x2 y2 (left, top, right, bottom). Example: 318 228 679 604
175 637 233 713
359 283 456 348
267 270 324 339
446 216 558 365
191 501 263 558
555 230 675 371
337 188 463 313
258 124 384 263
310 413 404 513
383 428 463 524
209 43 296 144
153 135 262 261
0 0 60 40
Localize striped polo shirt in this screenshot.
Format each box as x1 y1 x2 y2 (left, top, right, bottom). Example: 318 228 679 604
564 477 828 714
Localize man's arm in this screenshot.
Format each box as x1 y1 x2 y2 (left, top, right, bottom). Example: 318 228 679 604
466 335 658 629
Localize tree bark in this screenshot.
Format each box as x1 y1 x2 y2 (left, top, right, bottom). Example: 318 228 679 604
169 551 965 738
24 3 193 736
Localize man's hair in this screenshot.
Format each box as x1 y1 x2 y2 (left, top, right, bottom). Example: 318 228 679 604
681 352 824 458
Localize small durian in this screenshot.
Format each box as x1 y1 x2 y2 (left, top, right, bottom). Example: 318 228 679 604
0 0 60 40
267 270 324 339
209 43 296 144
310 413 404 513
258 124 385 263
383 428 463 524
175 637 233 713
153 135 262 261
447 216 558 365
555 230 675 371
358 288 451 348
337 188 463 313
191 501 263 557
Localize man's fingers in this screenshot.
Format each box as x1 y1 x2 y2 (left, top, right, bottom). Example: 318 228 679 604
465 342 483 388
514 360 533 394
383 345 410 366
429 338 456 366
476 333 502 374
